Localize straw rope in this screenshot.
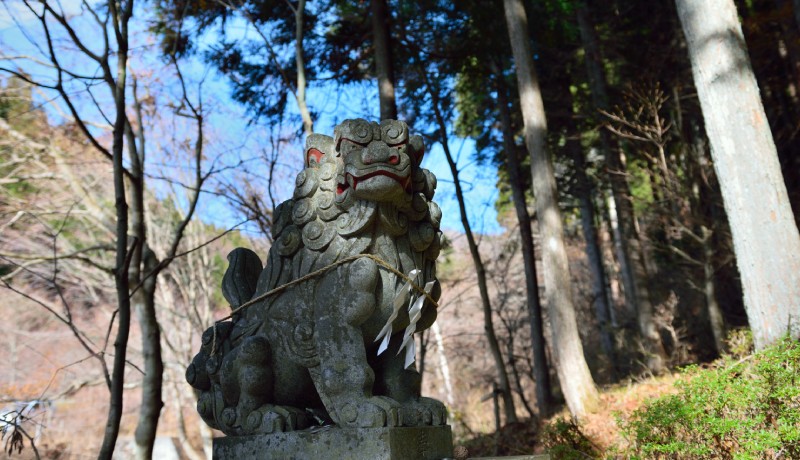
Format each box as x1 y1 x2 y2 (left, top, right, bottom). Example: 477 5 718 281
210 253 438 355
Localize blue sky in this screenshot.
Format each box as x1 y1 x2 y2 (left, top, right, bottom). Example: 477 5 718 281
0 0 503 236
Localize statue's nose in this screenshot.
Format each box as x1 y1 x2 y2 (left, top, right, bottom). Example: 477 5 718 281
362 142 399 165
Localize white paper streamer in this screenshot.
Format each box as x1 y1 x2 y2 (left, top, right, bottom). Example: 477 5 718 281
374 269 420 356
398 280 435 369
404 337 416 369
373 270 435 369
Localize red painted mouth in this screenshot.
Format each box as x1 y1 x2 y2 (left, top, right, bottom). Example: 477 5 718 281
337 169 411 195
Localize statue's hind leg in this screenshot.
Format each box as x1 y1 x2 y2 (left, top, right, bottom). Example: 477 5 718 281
216 335 273 433
222 335 317 435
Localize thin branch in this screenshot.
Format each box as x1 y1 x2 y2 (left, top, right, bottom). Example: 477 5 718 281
128 220 250 297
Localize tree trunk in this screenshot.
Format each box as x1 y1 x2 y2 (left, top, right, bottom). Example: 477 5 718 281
371 0 398 120
419 67 518 424
134 266 164 460
125 79 164 460
173 381 205 460
506 333 535 419
99 2 134 458
493 67 553 417
676 0 800 350
604 189 634 316
199 420 213 460
701 225 726 354
576 2 667 372
503 0 599 418
444 145 518 424
681 93 727 357
599 194 623 321
793 0 800 33
294 0 313 135
569 140 617 373
431 322 454 406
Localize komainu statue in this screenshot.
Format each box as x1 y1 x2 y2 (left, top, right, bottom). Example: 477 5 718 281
186 119 446 436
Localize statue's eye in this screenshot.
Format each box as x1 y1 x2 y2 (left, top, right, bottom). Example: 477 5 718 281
340 138 367 156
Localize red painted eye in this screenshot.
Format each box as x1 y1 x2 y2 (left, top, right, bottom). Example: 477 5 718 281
306 148 323 166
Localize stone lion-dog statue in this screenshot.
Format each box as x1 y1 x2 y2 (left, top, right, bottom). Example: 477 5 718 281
186 119 446 435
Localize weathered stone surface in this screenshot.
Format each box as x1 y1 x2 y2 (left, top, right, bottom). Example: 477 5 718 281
186 119 448 443
212 425 454 460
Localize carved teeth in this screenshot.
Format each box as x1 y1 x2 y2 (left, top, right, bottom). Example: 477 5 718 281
346 173 355 190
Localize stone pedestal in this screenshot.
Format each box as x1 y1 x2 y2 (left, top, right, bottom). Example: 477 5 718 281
213 425 454 460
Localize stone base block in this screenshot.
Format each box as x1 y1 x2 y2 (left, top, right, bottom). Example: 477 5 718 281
213 425 454 460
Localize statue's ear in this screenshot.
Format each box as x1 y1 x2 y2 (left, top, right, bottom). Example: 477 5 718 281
305 134 334 167
409 135 425 165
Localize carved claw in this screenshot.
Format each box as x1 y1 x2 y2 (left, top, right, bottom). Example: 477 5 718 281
196 388 225 431
243 405 311 435
416 397 448 426
400 397 447 427
336 396 402 428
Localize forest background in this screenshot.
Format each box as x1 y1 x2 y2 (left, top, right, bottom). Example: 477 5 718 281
0 0 798 458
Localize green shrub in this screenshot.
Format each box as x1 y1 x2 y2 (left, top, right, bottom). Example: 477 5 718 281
620 337 800 459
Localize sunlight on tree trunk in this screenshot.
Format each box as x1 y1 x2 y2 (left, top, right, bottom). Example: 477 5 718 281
676 0 800 350
503 0 598 418
432 322 454 406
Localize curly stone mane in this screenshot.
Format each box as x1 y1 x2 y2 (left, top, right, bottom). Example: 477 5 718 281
249 119 442 325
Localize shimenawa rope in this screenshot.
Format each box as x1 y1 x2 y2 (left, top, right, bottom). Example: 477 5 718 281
209 253 438 355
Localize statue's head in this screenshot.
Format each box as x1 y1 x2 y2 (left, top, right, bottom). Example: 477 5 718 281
305 119 424 207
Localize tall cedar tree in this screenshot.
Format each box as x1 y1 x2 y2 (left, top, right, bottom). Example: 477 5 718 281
503 0 599 417
676 0 800 349
446 0 554 415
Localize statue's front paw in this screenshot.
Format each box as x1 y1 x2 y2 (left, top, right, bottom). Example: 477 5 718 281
403 397 448 426
196 387 225 431
336 396 402 428
243 405 311 434
419 396 448 425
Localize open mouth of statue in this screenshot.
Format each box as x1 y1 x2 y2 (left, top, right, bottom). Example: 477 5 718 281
337 169 411 194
